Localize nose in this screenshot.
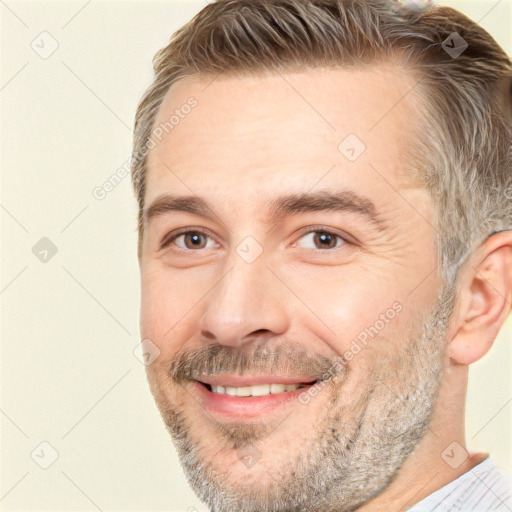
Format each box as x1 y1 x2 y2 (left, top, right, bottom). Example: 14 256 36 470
198 254 289 347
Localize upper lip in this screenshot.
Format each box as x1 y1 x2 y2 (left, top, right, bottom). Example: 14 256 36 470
197 374 319 387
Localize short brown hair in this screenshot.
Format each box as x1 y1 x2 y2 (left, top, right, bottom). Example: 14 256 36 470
131 0 511 286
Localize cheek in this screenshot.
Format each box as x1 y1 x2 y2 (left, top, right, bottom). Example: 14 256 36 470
139 264 215 350
140 289 169 341
280 264 407 354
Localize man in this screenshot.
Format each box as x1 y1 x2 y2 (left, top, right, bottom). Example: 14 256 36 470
130 0 512 510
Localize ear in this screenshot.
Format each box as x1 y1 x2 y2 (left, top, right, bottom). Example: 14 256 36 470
447 230 512 365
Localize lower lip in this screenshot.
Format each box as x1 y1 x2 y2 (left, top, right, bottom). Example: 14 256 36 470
191 381 318 419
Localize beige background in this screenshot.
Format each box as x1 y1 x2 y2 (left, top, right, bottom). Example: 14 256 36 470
1 0 511 510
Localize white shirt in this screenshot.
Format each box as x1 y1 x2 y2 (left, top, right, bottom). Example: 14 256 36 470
408 455 512 511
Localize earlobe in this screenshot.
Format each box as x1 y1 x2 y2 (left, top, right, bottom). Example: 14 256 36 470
447 231 512 366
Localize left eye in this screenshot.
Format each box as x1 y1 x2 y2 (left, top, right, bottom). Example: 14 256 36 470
294 231 345 250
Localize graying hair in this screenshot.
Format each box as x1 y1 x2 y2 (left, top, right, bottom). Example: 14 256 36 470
130 0 512 287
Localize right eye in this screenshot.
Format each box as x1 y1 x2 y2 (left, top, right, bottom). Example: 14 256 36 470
160 229 220 252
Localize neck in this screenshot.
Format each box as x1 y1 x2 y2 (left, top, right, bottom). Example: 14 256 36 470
357 361 485 511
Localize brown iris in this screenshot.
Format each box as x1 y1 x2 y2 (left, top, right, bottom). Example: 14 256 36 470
182 232 208 250
313 232 338 249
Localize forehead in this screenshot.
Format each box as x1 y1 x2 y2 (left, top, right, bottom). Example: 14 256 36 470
145 66 424 210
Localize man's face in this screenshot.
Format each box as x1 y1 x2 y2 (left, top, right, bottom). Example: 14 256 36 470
139 67 451 511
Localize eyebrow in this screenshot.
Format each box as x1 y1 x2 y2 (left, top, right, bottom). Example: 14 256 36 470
143 190 387 230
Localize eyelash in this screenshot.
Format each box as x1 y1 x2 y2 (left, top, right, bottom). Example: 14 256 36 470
160 227 348 252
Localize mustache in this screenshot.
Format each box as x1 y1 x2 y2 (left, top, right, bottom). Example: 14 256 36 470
168 341 346 383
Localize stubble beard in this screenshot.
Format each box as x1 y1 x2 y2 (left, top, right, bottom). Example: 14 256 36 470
148 282 456 512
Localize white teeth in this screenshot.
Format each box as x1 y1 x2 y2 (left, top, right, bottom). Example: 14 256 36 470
236 386 252 397
210 383 304 397
270 383 286 394
251 384 271 396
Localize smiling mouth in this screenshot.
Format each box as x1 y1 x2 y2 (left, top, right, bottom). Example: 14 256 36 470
192 377 323 418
